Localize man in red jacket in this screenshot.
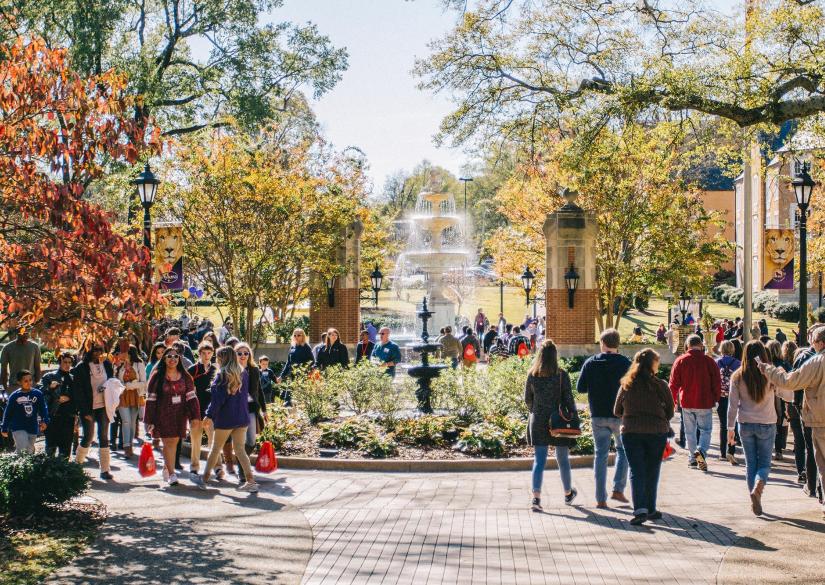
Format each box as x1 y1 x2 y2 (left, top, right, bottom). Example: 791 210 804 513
669 335 722 471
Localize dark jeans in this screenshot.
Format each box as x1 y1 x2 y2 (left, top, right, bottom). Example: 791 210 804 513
622 432 668 516
45 415 76 459
717 397 737 457
110 410 122 449
775 399 788 452
789 406 810 477
80 407 110 449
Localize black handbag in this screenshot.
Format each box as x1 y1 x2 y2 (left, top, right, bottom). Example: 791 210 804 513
549 373 582 438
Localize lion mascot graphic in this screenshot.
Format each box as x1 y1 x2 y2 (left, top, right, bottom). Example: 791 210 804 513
153 226 183 286
763 229 794 285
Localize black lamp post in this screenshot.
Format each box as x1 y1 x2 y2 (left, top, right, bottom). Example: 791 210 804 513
498 280 505 314
132 162 160 281
697 294 706 319
792 160 815 345
521 266 535 307
325 275 337 308
370 264 383 306
678 288 691 325
564 264 580 309
818 271 823 309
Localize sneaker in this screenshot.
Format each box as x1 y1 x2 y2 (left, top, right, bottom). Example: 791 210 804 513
804 486 817 498
191 474 206 490
798 472 807 484
168 473 179 486
611 491 629 503
531 497 543 512
630 514 647 526
695 450 707 472
215 468 226 481
646 511 662 520
100 471 113 480
688 461 698 469
238 481 259 493
564 488 577 505
727 453 739 466
774 450 784 461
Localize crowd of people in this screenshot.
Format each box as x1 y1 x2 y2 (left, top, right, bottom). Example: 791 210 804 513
526 325 825 525
435 309 544 366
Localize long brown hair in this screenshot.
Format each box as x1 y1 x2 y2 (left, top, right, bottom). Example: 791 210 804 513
620 348 659 391
733 340 768 404
765 340 782 364
529 339 559 378
147 346 194 397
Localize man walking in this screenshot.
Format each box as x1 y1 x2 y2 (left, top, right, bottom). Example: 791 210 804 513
474 308 488 337
577 328 631 507
372 327 402 378
669 335 722 471
0 328 42 391
439 326 462 368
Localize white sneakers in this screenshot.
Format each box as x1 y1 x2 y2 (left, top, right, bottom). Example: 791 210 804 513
238 482 259 493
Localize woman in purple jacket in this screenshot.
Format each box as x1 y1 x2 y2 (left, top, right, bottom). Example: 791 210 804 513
191 346 258 492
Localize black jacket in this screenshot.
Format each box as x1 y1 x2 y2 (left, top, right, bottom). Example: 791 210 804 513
317 341 350 370
280 344 315 379
71 360 114 417
355 341 375 364
577 352 632 419
39 369 77 418
246 365 265 413
525 371 577 447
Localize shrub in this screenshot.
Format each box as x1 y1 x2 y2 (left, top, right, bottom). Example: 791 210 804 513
572 433 595 455
487 415 527 447
560 355 588 373
0 452 90 515
285 365 338 423
771 302 800 323
393 415 456 446
319 418 377 449
727 289 744 307
326 361 393 415
360 434 398 458
455 422 507 457
812 307 825 324
259 404 306 451
657 363 672 381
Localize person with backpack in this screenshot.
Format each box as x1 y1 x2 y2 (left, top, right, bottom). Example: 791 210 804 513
508 326 530 358
577 328 631 508
716 340 741 465
439 326 462 368
461 328 481 367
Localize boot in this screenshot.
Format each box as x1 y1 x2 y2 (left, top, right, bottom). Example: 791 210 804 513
124 446 134 459
99 448 113 480
75 445 89 465
750 479 765 516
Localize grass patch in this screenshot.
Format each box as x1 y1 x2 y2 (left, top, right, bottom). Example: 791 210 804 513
0 501 105 585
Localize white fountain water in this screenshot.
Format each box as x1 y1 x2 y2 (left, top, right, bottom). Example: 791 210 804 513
396 190 474 333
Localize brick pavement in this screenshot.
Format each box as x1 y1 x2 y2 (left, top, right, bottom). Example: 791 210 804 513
268 440 821 585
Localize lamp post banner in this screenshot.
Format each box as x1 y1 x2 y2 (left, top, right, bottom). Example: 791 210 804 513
762 229 794 290
153 224 184 291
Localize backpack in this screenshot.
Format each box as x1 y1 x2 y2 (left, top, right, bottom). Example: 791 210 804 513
720 363 733 397
517 341 529 358
463 343 477 362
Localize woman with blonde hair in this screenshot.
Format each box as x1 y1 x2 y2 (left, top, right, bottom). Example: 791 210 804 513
524 339 578 511
615 348 674 525
728 340 794 515
192 346 258 492
277 328 315 406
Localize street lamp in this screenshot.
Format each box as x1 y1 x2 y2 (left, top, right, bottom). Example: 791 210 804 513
498 280 505 314
792 160 816 345
677 288 691 325
370 264 383 306
132 162 160 281
325 275 337 308
521 266 535 307
663 291 674 325
697 294 706 319
564 264 580 309
459 177 473 214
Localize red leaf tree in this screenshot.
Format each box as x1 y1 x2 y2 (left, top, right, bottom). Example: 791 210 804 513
0 37 163 346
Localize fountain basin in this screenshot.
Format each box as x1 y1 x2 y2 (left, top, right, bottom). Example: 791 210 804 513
407 364 449 379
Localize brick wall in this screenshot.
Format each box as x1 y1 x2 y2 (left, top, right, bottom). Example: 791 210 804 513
309 287 361 345
544 289 597 344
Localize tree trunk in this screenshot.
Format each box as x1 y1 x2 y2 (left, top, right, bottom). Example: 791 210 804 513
246 301 255 346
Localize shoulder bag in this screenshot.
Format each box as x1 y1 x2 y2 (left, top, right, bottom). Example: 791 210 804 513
549 373 582 438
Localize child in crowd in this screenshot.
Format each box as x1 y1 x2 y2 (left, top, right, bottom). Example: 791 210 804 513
1 370 49 452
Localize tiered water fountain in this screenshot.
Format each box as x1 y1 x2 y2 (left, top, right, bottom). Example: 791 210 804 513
397 190 473 332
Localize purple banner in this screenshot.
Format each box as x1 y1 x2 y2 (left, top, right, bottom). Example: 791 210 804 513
763 229 794 290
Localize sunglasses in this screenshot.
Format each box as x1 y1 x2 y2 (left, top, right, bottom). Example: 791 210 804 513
165 354 180 360
237 351 250 356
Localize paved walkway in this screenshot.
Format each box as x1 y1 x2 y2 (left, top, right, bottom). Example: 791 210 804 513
54 431 825 584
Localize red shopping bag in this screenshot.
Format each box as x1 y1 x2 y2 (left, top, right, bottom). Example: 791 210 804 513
255 440 277 473
661 440 675 461
138 442 157 477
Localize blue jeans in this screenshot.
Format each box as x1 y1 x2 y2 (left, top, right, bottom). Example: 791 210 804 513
118 406 139 448
622 433 668 516
591 417 628 503
739 422 776 492
532 445 572 494
12 430 36 453
682 408 713 462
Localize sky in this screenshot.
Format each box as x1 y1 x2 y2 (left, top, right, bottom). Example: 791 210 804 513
268 0 468 194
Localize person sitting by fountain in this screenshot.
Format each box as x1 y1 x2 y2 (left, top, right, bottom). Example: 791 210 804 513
316 328 350 371
509 326 531 357
461 327 481 368
355 330 375 365
372 327 402 378
439 326 462 368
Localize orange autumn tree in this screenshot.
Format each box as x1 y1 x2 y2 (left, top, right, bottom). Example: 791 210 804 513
0 37 163 345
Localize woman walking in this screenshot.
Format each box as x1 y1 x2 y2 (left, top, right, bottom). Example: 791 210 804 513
716 340 741 465
72 342 115 479
227 342 265 483
525 339 577 511
114 345 146 458
728 340 795 515
316 328 350 370
615 348 675 526
144 347 200 487
192 346 258 492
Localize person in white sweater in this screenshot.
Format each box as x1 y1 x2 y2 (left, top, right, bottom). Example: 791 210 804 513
728 340 794 516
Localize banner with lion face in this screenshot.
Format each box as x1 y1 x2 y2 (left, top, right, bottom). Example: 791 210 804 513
153 224 184 291
763 228 794 290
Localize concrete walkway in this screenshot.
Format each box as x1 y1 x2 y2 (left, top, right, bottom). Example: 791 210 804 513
52 427 825 585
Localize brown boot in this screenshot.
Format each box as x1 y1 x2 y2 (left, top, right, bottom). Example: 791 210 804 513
124 446 134 458
750 479 765 516
611 491 629 503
